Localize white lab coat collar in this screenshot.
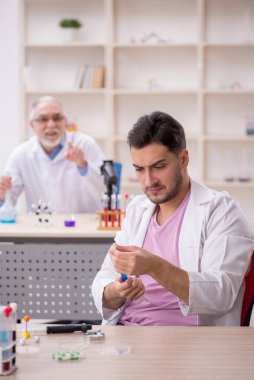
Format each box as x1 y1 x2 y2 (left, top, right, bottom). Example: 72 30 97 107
131 178 219 271
189 178 217 205
178 179 218 271
124 178 216 250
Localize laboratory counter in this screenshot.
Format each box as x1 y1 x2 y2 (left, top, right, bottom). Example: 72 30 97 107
0 214 115 320
0 213 115 242
7 325 254 380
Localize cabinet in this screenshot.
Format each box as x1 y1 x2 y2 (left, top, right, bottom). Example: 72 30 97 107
20 0 254 222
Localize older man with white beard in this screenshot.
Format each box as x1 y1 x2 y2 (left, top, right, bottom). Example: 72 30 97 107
0 96 104 213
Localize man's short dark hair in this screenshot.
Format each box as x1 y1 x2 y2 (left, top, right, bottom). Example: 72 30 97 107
127 111 186 154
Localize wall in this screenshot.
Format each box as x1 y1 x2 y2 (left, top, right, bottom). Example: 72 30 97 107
0 0 20 172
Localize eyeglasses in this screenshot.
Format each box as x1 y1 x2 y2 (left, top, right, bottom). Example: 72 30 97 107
33 114 65 125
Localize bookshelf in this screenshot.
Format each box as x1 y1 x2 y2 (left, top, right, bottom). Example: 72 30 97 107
20 0 254 222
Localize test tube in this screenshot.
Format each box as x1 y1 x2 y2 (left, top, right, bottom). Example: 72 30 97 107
0 304 17 375
0 305 5 345
111 194 116 228
117 194 122 228
1 307 8 344
102 193 109 228
123 194 129 212
10 303 17 342
5 305 13 344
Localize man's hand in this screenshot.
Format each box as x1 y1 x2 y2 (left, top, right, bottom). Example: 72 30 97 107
109 244 156 277
115 275 144 300
64 142 87 168
103 276 145 309
0 176 12 200
109 243 190 303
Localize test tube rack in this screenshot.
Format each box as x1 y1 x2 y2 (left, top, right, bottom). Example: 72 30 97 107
0 303 17 376
97 210 126 230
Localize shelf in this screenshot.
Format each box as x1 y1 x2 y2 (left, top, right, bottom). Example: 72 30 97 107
204 180 254 189
204 135 254 142
24 43 105 48
113 0 198 45
113 43 197 48
204 89 254 95
113 88 197 95
121 180 140 190
123 180 254 191
203 43 254 48
25 89 106 95
20 0 254 222
114 133 199 142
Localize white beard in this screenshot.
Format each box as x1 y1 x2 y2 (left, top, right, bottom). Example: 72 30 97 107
39 136 62 150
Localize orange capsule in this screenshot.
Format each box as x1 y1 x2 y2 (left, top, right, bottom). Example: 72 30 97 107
23 315 30 322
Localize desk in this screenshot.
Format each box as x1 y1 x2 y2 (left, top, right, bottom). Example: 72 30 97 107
0 214 115 320
8 326 254 380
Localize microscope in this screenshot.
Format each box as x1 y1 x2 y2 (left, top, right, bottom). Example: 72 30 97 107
100 160 117 212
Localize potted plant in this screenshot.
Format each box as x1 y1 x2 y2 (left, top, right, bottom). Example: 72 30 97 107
59 18 82 42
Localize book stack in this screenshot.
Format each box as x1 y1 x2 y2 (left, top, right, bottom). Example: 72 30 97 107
74 64 105 89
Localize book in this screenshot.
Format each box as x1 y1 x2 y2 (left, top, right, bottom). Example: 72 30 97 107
73 64 86 89
91 65 105 88
74 64 105 89
82 64 93 88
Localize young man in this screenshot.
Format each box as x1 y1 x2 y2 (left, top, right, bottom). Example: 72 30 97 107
0 96 104 213
92 111 253 326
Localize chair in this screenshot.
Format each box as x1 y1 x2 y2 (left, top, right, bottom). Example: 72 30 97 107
250 304 254 327
241 252 254 326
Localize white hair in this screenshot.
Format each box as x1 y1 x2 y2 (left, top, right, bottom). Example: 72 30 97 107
29 96 64 120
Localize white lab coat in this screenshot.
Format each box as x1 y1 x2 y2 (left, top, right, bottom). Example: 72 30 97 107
4 132 105 213
92 179 254 326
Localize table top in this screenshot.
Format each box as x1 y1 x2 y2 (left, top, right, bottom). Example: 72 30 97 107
0 213 116 239
8 325 254 380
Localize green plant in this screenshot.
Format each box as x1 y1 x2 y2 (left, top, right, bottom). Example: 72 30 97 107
59 19 82 29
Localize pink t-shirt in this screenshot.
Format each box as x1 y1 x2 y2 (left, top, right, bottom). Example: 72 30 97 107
120 191 197 326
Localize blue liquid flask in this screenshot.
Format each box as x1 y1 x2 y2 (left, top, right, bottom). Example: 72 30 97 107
0 192 17 223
